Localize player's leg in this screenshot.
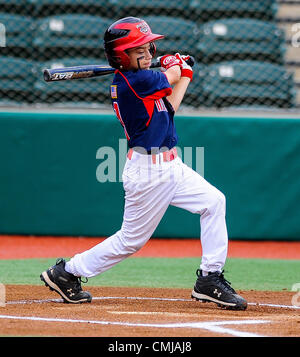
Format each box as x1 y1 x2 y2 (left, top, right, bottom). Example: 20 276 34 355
41 157 178 302
170 161 247 310
171 162 228 272
65 172 175 278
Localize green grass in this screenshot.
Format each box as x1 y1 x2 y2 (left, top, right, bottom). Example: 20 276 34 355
0 257 299 291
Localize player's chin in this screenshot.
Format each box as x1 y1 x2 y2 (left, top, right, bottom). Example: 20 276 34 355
142 62 151 70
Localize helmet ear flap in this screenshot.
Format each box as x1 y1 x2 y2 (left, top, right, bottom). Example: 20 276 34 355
114 50 131 70
105 49 130 70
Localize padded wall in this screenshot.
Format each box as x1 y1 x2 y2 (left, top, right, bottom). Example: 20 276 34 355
0 112 299 240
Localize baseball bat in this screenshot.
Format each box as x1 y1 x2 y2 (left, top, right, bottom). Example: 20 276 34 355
43 56 195 82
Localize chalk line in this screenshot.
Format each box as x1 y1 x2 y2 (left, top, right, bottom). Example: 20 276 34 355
0 314 269 337
6 295 300 310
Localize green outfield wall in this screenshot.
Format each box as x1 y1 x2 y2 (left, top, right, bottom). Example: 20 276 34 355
0 111 300 240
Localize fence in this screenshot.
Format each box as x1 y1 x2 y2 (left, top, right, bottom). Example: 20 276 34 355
0 0 299 110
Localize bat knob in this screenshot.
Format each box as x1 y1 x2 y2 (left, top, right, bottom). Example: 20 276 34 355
182 55 195 67
188 56 195 67
43 69 51 82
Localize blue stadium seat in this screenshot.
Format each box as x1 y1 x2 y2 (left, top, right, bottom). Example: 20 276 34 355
197 19 285 64
188 0 277 22
35 58 112 103
28 0 115 17
0 56 37 102
113 0 191 18
33 15 112 59
143 16 199 56
183 62 206 107
202 61 296 108
0 13 34 51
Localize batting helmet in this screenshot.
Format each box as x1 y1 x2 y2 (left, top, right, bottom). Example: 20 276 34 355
104 17 164 70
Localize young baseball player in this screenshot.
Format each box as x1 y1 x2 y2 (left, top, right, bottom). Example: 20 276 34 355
41 17 247 310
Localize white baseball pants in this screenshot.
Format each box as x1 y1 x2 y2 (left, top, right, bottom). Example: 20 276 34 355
66 149 228 278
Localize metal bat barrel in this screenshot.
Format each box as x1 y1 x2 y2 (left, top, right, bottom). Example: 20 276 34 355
43 65 116 82
43 56 195 82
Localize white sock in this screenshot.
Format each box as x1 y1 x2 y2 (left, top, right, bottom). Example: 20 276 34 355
64 261 75 275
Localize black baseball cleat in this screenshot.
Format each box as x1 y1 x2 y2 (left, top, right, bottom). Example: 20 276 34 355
40 258 92 304
191 269 247 310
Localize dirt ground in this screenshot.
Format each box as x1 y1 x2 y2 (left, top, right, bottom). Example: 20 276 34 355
1 237 299 339
0 285 299 338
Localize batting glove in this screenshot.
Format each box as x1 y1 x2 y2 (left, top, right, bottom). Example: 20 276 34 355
175 53 193 81
158 54 182 71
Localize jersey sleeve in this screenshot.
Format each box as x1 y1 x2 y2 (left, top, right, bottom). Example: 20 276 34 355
134 70 172 99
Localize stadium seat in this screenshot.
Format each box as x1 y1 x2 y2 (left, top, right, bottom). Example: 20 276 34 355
28 0 115 17
188 0 277 22
34 58 112 103
0 13 34 50
142 16 199 56
183 62 206 107
202 61 296 108
113 0 191 18
0 56 37 102
197 19 285 64
33 15 112 59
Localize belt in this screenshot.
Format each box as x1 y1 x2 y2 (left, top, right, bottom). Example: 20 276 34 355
127 147 178 164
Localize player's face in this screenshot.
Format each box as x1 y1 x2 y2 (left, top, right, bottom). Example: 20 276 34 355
127 43 153 70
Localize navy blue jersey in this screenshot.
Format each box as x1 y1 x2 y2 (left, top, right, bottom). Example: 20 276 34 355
110 69 178 153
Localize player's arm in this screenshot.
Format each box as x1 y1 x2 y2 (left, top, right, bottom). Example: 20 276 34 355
167 76 191 113
158 54 181 85
164 66 181 86
159 53 193 112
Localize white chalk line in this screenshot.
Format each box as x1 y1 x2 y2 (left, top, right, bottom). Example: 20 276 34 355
108 310 203 317
3 295 297 337
0 314 269 337
6 295 300 310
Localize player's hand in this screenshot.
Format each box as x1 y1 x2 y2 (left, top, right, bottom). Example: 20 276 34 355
175 53 193 81
158 54 182 71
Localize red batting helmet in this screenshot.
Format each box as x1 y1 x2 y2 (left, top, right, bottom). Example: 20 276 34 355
104 17 164 70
